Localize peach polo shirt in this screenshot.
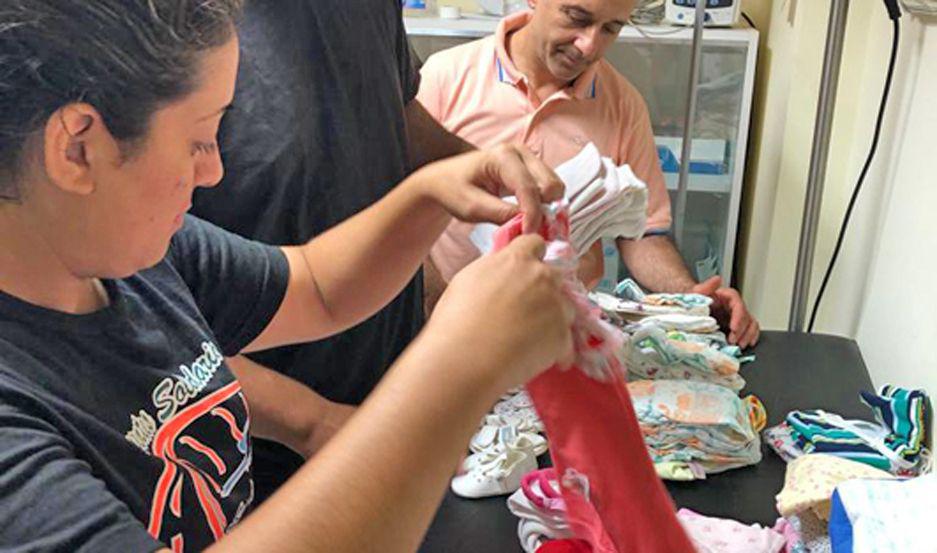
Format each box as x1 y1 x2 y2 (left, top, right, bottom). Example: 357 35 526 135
418 11 672 282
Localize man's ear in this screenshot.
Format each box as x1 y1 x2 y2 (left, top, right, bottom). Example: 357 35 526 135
43 103 113 195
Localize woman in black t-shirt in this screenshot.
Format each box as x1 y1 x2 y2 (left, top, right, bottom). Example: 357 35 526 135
0 1 573 551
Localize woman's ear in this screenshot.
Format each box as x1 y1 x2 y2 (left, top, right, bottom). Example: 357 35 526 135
43 103 115 196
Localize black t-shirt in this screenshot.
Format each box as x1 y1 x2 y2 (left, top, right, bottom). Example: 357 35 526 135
0 216 289 552
189 0 425 499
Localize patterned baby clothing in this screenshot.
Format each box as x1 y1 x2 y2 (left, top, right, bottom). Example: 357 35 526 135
676 509 787 553
764 422 806 463
614 278 713 314
786 511 832 553
828 471 937 553
664 329 756 364
619 322 744 391
775 454 894 520
628 379 765 476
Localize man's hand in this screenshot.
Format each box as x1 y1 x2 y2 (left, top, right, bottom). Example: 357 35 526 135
692 276 760 348
576 241 605 290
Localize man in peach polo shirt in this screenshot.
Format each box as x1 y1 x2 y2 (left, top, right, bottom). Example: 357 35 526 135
418 0 760 347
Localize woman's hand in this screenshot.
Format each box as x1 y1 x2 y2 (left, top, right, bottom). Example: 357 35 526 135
426 234 575 393
415 144 565 234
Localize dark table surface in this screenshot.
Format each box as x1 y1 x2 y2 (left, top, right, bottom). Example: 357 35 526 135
419 331 874 553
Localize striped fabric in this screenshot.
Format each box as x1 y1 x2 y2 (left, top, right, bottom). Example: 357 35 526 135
787 410 893 471
860 385 930 463
786 386 930 474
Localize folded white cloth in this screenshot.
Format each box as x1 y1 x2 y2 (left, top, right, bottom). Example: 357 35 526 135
638 313 720 334
469 143 648 257
564 145 648 255
589 291 710 318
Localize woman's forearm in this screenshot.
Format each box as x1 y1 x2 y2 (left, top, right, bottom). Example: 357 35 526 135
297 169 450 330
212 329 504 553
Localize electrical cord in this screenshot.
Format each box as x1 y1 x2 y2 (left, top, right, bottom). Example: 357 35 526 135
628 21 687 37
808 0 902 332
741 11 756 29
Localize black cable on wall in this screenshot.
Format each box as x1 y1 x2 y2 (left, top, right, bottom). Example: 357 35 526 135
808 0 902 332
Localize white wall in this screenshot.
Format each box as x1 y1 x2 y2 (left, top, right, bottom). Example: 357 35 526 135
854 15 937 442
739 1 937 439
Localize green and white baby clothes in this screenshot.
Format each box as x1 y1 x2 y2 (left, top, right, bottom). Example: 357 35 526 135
619 323 744 391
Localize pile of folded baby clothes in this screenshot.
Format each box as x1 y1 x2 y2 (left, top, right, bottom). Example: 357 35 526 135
766 388 934 552
590 284 716 328
773 453 937 552
585 278 765 480
591 279 756 385
628 379 766 478
613 278 713 316
764 386 932 476
552 142 649 256
618 322 745 391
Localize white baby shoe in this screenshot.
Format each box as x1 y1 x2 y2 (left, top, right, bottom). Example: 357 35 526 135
493 390 534 413
451 446 537 499
470 424 547 455
484 406 545 434
463 431 547 473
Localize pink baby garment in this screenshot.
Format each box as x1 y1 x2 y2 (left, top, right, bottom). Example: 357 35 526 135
492 205 694 553
676 509 787 553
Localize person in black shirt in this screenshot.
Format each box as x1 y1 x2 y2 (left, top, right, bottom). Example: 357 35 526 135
189 0 477 502
0 1 571 550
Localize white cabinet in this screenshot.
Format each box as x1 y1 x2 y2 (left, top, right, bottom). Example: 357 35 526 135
406 18 758 283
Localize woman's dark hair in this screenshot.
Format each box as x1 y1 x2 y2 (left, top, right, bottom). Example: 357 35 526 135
0 0 243 200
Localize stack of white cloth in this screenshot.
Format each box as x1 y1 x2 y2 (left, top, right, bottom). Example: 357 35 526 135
556 142 648 255
469 142 648 257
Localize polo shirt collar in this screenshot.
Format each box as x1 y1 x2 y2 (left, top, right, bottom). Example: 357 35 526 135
494 10 599 100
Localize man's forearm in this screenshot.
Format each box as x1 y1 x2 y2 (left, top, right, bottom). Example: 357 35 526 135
422 257 447 316
227 356 353 458
617 234 697 293
305 100 472 326
405 99 475 169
